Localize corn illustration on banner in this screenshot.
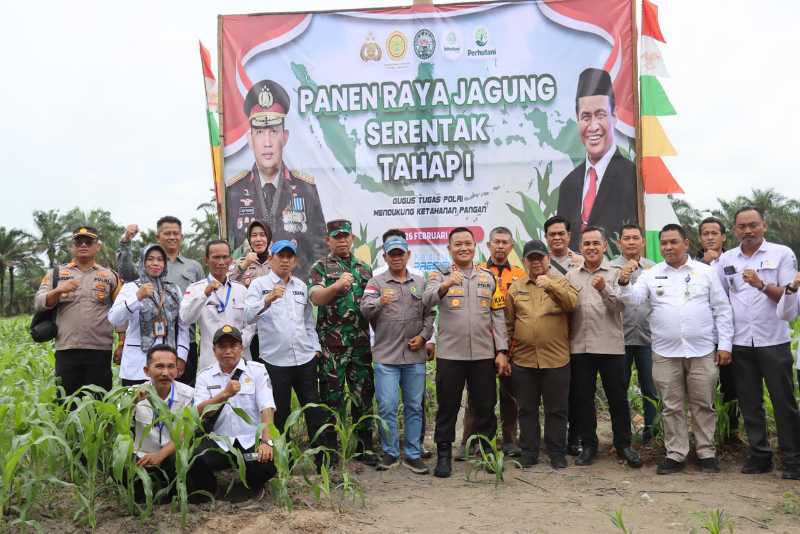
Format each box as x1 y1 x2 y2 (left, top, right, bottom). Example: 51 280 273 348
218 0 639 275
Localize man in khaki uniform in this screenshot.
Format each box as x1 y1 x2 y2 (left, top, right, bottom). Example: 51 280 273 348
506 240 577 469
34 226 121 395
566 226 641 468
544 215 584 277
423 227 509 478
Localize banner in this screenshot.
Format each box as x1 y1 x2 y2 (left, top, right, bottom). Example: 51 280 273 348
220 0 638 276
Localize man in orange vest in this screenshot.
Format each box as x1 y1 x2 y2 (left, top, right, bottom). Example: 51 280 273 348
457 226 526 458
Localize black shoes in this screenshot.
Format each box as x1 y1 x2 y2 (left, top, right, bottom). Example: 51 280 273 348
420 446 433 460
741 456 773 474
698 456 720 473
375 453 400 471
550 454 568 469
575 446 597 466
502 442 522 457
358 450 379 467
657 457 685 475
403 457 430 475
434 443 452 478
617 447 643 468
517 452 538 468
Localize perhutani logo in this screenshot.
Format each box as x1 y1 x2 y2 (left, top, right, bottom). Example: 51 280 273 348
413 29 436 60
386 31 408 61
467 26 496 58
442 30 462 60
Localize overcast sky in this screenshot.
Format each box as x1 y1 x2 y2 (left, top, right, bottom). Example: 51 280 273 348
1 0 796 236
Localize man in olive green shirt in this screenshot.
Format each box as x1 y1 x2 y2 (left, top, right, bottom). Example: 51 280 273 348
506 240 577 469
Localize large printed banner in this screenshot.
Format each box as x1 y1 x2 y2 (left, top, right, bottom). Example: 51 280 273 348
220 0 638 276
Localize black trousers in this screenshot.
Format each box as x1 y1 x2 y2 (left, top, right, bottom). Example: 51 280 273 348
121 378 147 387
733 343 800 467
511 363 570 458
571 353 632 450
434 358 496 445
176 342 199 387
718 359 740 437
264 358 325 443
132 453 215 504
55 349 112 396
195 438 276 493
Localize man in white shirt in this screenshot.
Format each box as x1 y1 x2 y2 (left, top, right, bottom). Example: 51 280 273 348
717 207 800 479
194 325 276 498
180 240 253 371
244 240 325 443
620 224 733 475
131 344 213 503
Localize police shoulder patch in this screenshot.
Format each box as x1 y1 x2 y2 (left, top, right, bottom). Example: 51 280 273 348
290 169 315 185
226 170 250 186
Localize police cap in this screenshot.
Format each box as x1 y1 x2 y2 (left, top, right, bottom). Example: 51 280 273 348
244 80 290 128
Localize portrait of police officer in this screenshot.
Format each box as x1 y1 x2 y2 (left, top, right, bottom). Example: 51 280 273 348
225 79 327 279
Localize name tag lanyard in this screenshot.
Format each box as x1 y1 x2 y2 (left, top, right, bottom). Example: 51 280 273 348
149 283 168 337
212 278 232 314
157 383 175 445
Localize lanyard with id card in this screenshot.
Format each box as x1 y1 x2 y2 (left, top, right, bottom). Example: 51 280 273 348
152 287 168 337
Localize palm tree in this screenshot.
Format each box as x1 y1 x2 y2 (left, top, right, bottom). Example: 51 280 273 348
0 227 33 315
58 208 123 269
712 188 800 255
185 198 220 262
32 209 67 268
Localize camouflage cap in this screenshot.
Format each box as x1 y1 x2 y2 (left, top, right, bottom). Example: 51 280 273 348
244 80 290 128
326 219 352 237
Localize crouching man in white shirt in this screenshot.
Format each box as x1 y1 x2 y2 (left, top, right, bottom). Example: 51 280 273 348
619 224 733 475
194 325 276 499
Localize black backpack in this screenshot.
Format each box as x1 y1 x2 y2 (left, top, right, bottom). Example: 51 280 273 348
30 266 60 343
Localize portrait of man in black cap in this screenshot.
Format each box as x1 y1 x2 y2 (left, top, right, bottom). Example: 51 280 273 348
556 68 638 250
225 79 327 278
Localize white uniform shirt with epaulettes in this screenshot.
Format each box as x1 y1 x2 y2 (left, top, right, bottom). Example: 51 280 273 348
422 265 509 361
179 275 254 371
33 262 120 351
194 359 275 451
133 380 194 456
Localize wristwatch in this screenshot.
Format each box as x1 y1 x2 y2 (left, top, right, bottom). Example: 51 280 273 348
786 283 799 294
260 438 274 447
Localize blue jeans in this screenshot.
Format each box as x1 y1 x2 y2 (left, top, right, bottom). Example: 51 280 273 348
374 362 426 460
624 345 658 434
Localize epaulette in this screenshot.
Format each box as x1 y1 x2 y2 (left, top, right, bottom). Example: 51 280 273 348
290 169 315 185
246 360 266 370
197 364 215 375
226 170 250 186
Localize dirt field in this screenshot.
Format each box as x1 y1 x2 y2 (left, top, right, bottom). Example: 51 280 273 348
80 437 800 534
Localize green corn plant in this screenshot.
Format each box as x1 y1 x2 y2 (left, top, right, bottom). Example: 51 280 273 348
763 388 776 436
110 432 155 518
643 395 665 444
464 434 515 487
780 491 800 516
609 508 634 534
309 397 386 503
713 387 736 447
692 509 734 534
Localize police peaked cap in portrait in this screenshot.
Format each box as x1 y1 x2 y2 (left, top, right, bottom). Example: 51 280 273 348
575 67 615 112
244 80 290 128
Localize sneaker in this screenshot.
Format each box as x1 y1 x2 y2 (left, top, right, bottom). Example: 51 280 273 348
741 456 773 474
656 457 685 475
698 457 720 473
420 446 433 460
550 455 568 469
403 457 430 475
375 453 399 471
501 442 522 457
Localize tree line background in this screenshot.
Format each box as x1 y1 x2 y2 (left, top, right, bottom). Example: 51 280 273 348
1 188 798 317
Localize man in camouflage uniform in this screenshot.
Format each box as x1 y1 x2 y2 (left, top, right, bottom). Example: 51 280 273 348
308 219 376 462
225 79 327 279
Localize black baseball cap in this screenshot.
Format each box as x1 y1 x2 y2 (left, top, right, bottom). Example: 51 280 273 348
213 325 243 345
523 240 549 258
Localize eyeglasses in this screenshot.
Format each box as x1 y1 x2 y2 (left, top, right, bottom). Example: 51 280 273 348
74 237 96 247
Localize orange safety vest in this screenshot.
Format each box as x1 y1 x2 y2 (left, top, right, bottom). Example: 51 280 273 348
479 261 526 310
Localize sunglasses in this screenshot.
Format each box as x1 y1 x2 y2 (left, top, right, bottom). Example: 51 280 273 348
73 237 97 246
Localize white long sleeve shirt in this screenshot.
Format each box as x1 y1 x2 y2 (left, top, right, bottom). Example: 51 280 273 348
716 240 797 347
108 282 189 381
621 258 733 357
776 289 800 370
179 276 254 371
194 359 275 451
244 271 320 367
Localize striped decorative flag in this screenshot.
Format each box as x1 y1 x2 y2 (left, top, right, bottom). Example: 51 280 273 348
640 0 682 260
200 41 225 238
